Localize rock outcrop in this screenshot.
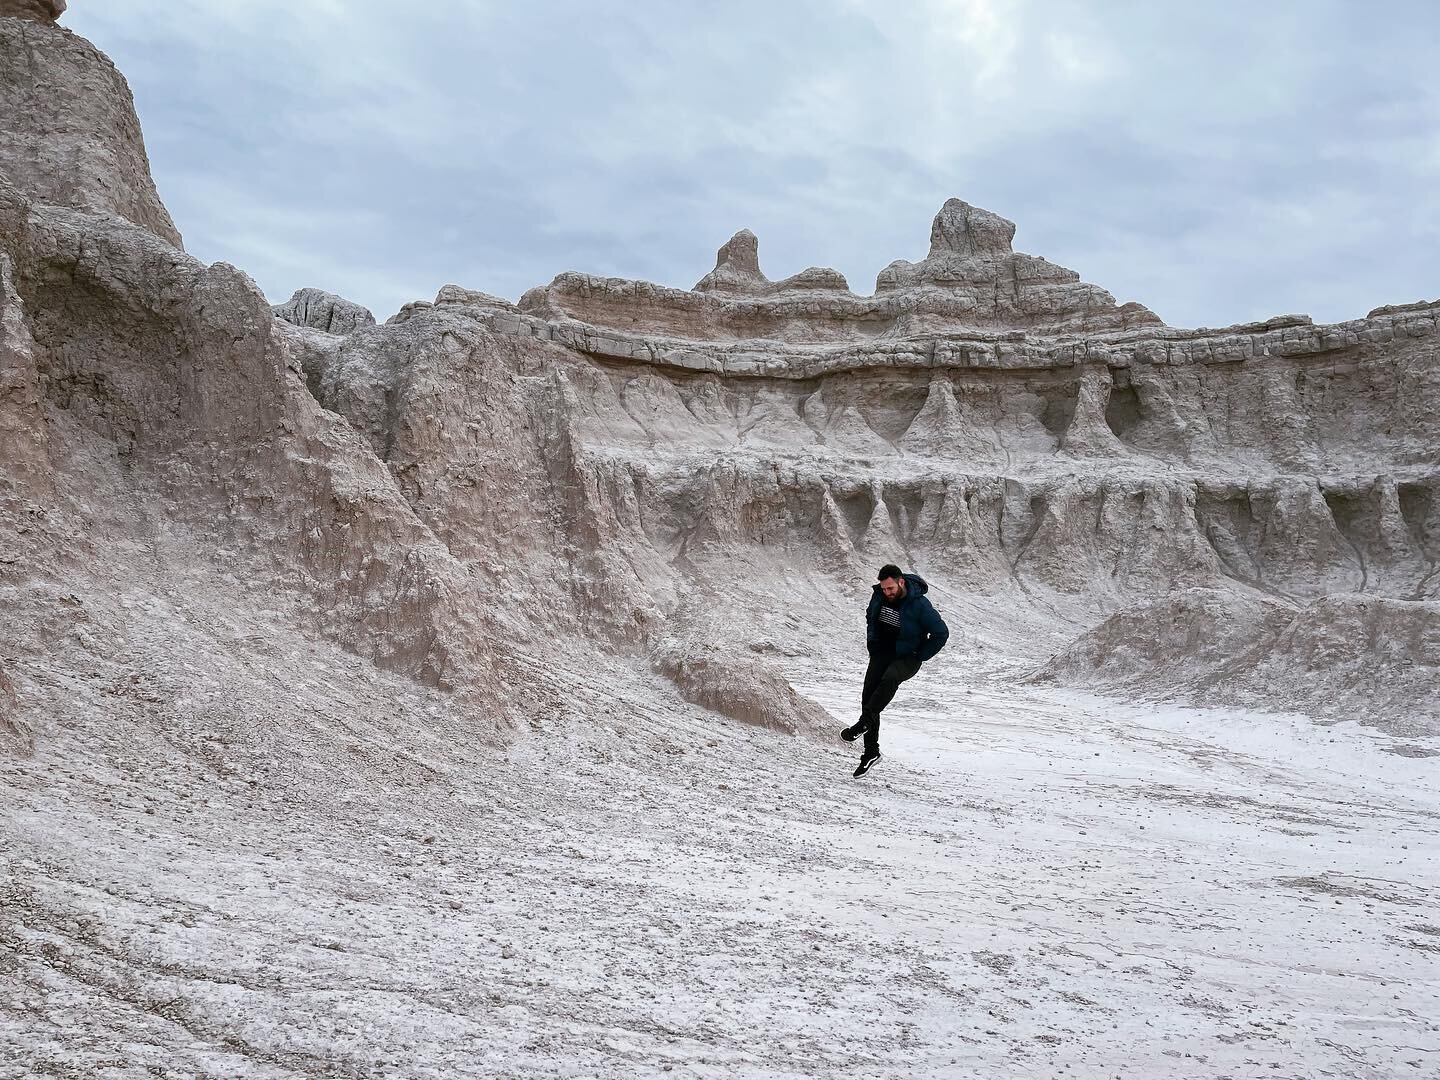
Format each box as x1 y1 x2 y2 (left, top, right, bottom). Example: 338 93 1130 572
694 229 769 294
0 9 180 246
1028 588 1440 733
0 0 65 22
692 228 851 298
1 10 1435 750
273 287 376 335
0 179 496 691
309 244 1439 728
651 641 831 734
872 198 1160 332
524 199 1158 343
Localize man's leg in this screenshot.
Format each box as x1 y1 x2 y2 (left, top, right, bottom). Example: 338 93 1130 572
843 656 889 742
858 655 887 727
860 656 922 756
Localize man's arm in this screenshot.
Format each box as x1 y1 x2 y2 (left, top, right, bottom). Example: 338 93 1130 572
915 599 949 662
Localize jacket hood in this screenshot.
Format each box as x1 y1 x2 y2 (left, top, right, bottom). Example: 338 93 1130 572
872 572 929 598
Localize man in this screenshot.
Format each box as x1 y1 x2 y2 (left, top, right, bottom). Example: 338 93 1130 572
841 564 949 778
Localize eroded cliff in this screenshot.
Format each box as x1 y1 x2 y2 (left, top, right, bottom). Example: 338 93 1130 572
3 3 1437 759
277 204 1440 731
3 12 1439 1075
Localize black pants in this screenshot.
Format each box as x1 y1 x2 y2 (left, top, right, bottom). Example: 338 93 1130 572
858 654 922 754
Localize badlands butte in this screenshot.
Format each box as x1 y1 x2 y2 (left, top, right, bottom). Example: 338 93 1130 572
1 0 1438 753
2 3 1440 1075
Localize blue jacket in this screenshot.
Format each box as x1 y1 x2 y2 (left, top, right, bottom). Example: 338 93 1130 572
866 573 949 663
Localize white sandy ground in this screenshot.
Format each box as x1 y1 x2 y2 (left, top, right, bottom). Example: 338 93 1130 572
3 648 1438 1079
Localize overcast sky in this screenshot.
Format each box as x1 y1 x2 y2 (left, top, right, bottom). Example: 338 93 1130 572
65 0 1439 328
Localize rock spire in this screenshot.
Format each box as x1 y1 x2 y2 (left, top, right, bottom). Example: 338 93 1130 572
927 197 1016 257
694 228 770 294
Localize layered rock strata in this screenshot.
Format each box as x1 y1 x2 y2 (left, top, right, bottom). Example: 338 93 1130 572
310 253 1439 605
295 213 1437 728
2 8 1436 742
523 197 1159 344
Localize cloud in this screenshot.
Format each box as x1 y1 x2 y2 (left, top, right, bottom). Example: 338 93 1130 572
62 0 1440 326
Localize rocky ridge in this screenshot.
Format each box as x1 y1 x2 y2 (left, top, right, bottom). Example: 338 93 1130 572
5 1 1439 773
520 199 1159 345
3 10 1439 1076
275 206 1439 728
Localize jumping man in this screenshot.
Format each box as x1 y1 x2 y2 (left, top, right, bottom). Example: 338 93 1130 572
842 564 950 777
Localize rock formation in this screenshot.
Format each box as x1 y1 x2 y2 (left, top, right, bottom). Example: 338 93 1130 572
1028 587 1440 736
693 229 769 293
0 2 178 244
273 286 376 335
872 198 1160 332
291 205 1438 728
0 7 511 752
3 15 1438 1077
1 4 1436 763
1 0 65 23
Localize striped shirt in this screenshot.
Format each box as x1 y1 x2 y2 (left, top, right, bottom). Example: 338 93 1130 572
875 602 902 655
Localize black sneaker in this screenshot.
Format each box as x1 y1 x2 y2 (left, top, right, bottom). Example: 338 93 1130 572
840 722 865 743
853 751 881 778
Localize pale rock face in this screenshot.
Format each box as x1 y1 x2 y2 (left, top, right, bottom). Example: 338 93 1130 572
776 265 850 291
694 228 769 294
1029 588 1440 730
872 198 1158 332
1 184 492 695
273 286 376 335
386 298 433 324
693 230 849 297
1 9 1436 772
0 14 179 246
432 283 517 311
2 24 1439 1071
650 637 831 734
927 197 1016 257
529 198 1158 342
0 250 50 495
0 0 65 21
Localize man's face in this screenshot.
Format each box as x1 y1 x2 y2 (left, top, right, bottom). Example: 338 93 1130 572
880 576 905 601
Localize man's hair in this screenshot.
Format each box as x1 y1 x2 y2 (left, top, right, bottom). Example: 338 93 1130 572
877 563 903 582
